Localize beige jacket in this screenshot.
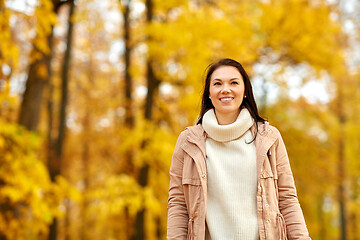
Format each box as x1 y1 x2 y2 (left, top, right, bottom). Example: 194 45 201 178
167 122 310 240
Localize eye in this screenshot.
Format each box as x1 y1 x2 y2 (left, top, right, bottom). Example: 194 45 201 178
213 82 221 86
231 81 239 85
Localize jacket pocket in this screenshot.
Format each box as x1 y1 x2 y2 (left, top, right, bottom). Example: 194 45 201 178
260 164 279 214
277 213 287 240
182 178 201 185
260 169 274 179
182 178 201 211
182 177 201 239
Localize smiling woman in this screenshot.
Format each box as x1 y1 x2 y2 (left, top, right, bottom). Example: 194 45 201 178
167 58 311 240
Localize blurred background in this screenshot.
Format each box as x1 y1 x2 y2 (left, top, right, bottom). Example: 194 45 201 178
0 0 359 239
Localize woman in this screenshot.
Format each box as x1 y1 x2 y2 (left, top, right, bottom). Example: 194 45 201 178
167 58 310 240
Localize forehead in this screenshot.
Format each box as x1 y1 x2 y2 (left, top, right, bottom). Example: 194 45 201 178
211 66 242 80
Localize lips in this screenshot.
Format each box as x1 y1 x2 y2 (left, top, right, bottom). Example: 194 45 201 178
219 97 234 102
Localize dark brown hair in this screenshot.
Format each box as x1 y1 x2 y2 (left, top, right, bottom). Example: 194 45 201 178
197 58 266 140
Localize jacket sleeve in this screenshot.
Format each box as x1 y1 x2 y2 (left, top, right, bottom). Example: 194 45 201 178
167 131 188 240
275 130 311 240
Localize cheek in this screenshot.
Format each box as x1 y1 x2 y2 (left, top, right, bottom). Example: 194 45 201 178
239 90 245 97
238 86 245 96
209 87 217 98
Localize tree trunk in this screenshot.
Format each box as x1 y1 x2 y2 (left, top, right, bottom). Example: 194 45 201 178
144 60 159 121
123 0 134 128
18 0 65 131
336 83 347 240
18 37 53 131
46 31 56 240
120 0 135 176
120 2 135 238
132 0 160 239
47 26 55 179
48 1 75 240
56 0 74 164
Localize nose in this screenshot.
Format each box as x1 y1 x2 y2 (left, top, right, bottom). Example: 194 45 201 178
221 85 231 94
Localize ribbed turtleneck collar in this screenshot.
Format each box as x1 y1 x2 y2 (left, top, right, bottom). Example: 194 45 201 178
202 108 254 142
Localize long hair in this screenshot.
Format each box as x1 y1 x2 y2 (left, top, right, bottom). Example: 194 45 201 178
197 58 266 141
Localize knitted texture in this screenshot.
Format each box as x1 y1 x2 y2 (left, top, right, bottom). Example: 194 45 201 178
203 108 259 240
202 108 253 142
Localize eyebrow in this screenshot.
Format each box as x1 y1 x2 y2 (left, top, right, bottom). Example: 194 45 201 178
212 77 240 81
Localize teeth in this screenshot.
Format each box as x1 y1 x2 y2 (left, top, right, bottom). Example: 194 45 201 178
220 98 233 101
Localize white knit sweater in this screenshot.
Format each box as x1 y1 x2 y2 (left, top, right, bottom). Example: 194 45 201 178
202 108 259 240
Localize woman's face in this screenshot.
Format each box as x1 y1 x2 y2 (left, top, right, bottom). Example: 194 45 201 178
209 66 245 120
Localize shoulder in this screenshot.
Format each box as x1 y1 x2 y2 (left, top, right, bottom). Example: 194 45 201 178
175 124 204 143
174 124 205 149
185 124 203 133
257 121 281 139
184 124 205 138
175 130 187 146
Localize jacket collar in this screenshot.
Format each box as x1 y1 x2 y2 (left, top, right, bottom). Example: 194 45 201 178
185 124 207 159
251 122 278 176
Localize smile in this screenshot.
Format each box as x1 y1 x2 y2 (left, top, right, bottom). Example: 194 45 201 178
219 97 234 102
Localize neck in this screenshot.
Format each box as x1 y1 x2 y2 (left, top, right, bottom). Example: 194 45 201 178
214 109 241 125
